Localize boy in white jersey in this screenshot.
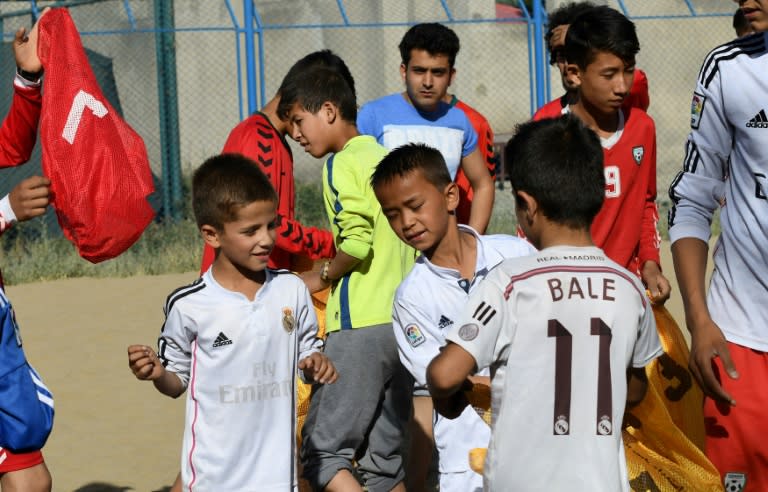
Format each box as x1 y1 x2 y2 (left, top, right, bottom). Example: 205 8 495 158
371 143 534 492
127 154 337 492
427 115 662 491
670 1 768 488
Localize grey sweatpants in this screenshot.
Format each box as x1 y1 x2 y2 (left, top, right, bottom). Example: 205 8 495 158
301 324 412 491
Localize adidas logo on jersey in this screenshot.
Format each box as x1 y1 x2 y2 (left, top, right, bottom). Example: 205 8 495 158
438 315 453 330
747 109 768 128
212 332 232 348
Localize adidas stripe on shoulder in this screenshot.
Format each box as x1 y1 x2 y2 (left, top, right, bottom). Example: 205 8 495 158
164 277 206 316
698 34 766 89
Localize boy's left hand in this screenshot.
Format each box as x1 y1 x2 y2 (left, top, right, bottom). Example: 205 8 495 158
13 7 49 74
10 175 51 222
641 260 671 304
299 352 338 384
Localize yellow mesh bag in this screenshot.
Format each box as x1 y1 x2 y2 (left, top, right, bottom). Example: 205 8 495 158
622 302 721 491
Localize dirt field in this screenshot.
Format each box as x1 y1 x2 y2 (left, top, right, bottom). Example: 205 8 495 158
9 272 192 492
5 244 692 492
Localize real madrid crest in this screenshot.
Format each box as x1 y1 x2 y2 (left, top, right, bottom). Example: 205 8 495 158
632 146 644 165
282 307 295 333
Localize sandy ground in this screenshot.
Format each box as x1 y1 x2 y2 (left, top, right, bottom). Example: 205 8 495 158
5 243 694 492
8 272 193 492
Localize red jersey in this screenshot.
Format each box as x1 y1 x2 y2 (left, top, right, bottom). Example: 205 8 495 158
593 107 660 273
0 79 41 169
451 98 495 225
200 112 335 272
535 69 651 121
533 106 660 274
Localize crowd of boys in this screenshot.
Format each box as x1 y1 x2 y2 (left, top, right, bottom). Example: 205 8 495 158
1 1 765 491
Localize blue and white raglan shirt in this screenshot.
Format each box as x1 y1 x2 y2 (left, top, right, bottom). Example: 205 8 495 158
158 268 323 492
0 288 54 453
668 32 768 351
392 226 534 484
357 93 478 179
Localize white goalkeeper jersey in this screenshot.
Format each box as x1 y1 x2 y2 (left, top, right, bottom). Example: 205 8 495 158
446 246 661 491
158 268 322 492
393 225 534 473
668 32 768 351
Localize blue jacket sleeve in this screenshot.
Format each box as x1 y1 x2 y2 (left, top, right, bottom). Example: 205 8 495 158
0 294 54 452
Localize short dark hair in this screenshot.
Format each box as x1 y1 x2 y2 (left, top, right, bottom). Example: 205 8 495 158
277 65 357 122
277 49 356 101
371 143 452 192
399 23 460 68
192 153 277 229
545 1 597 61
505 115 604 229
563 5 639 69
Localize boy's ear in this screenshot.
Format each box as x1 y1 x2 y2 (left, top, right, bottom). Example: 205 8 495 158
564 63 582 89
444 181 460 213
399 63 407 82
516 190 539 225
322 101 337 124
448 67 457 87
200 224 221 249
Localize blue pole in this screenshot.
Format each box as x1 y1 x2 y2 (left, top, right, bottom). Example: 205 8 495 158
243 0 258 114
255 8 266 109
532 0 546 110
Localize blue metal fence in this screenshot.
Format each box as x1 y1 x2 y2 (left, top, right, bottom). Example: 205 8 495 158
0 0 740 226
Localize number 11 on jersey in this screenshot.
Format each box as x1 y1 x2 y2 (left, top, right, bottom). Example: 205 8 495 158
548 318 613 436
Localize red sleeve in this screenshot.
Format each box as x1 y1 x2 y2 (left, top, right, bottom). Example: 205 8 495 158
624 69 650 112
453 100 495 225
273 213 335 259
0 79 41 167
533 97 567 121
638 118 661 268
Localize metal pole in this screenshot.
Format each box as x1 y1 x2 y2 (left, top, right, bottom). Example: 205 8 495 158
154 0 182 220
532 0 546 110
243 0 258 114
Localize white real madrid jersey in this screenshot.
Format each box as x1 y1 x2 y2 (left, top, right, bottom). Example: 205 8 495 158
669 32 768 350
446 246 661 491
393 226 534 472
158 268 322 492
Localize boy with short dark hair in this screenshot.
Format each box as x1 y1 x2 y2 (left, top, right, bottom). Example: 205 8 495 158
536 1 649 119
128 154 337 491
559 4 669 302
357 22 494 234
279 66 416 492
427 114 662 491
198 50 354 273
371 143 533 492
553 8 727 489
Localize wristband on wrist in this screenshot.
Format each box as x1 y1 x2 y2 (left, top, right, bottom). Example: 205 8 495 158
16 66 42 83
320 260 332 283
